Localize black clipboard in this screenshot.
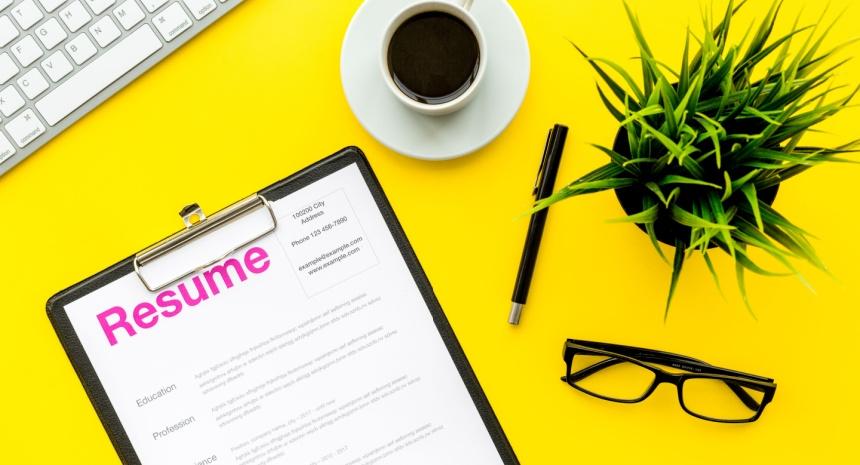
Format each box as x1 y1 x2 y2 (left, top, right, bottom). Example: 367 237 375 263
47 147 518 465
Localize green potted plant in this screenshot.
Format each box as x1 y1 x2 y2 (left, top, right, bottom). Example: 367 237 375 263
538 0 858 317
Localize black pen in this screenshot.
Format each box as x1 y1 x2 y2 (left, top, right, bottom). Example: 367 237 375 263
509 124 568 325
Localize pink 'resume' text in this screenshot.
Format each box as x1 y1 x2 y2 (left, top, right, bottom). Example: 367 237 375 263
97 246 272 347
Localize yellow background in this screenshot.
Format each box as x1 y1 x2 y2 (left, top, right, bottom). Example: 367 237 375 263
2 0 859 463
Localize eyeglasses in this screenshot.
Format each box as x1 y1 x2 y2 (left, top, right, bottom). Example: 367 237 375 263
561 339 776 423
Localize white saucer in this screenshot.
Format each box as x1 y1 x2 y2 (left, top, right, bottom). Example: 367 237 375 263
340 0 530 160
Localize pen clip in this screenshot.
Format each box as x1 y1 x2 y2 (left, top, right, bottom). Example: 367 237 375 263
533 129 555 198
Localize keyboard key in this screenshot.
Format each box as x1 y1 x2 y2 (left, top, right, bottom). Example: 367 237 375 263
5 109 45 147
38 0 67 12
0 85 25 116
84 0 114 15
0 53 18 84
0 15 18 47
114 0 144 30
35 18 68 49
65 33 97 64
10 35 43 67
11 0 43 29
141 0 167 13
90 16 121 47
182 0 214 20
36 25 163 126
41 50 74 82
18 68 50 99
59 0 91 32
153 3 190 42
0 0 12 10
0 132 15 163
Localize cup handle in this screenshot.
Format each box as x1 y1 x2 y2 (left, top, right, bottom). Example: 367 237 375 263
460 0 473 11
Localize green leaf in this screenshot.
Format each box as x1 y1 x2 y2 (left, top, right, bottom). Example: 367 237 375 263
765 58 849 111
623 97 642 155
619 104 664 126
678 150 706 177
702 47 737 92
671 205 736 230
646 222 669 264
689 0 747 70
679 28 691 92
764 223 829 273
706 191 735 260
666 187 681 205
735 247 757 319
591 144 637 173
595 84 625 122
740 0 782 66
589 57 646 103
713 236 790 276
735 25 815 79
740 184 764 231
632 115 685 159
631 57 681 80
715 0 738 50
674 75 701 123
733 221 794 259
721 171 733 201
703 251 724 295
636 195 668 264
685 199 722 253
645 182 681 208
733 222 816 292
577 162 627 183
749 148 827 166
795 8 848 77
694 112 724 168
658 78 679 136
532 178 636 213
571 42 641 109
645 182 668 205
665 239 686 321
645 83 661 107
757 202 815 238
741 106 783 125
694 112 727 135
623 158 659 168
622 1 655 67
730 169 761 192
685 229 712 253
608 204 660 224
659 175 722 189
785 6 826 77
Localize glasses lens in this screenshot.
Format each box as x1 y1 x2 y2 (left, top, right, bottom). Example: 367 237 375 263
568 353 656 401
682 377 766 421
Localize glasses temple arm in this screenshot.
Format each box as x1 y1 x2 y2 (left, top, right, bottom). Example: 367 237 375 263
579 341 773 383
570 341 763 377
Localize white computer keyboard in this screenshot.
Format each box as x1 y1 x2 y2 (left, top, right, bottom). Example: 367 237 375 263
0 0 243 176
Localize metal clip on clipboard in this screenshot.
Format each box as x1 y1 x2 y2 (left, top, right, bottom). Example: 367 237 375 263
133 195 278 292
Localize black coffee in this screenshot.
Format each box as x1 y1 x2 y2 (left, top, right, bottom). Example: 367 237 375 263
387 11 480 105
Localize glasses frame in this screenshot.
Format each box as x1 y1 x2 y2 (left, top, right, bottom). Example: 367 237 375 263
562 339 777 423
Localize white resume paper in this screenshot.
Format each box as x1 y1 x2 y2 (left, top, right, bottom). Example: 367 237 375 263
64 164 505 465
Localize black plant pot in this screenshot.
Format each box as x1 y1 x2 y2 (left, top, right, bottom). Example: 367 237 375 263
611 128 779 247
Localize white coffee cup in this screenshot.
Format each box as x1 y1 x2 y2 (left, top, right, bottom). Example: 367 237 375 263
380 0 487 116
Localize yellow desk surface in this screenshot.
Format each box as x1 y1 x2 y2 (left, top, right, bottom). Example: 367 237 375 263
2 0 859 463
